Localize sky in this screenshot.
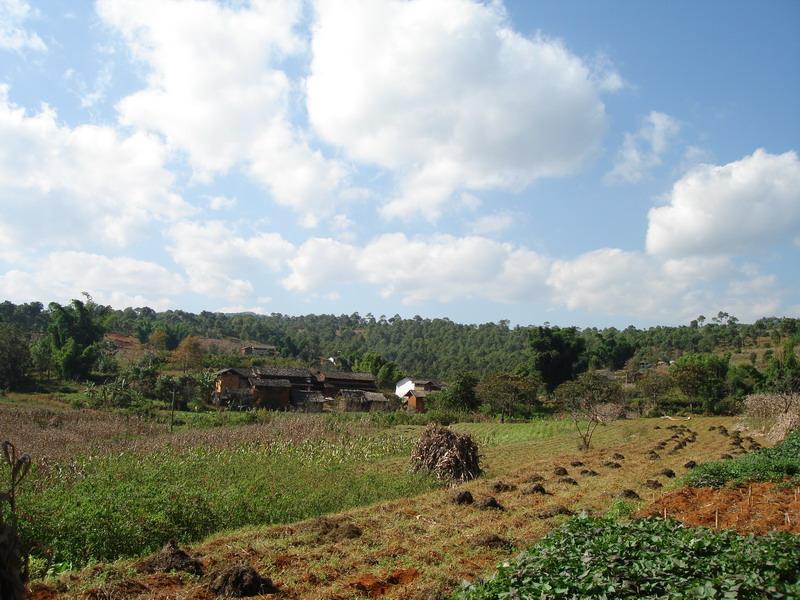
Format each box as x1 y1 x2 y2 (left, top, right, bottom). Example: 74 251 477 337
0 0 798 327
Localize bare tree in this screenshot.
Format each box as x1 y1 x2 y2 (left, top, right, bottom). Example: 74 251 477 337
556 371 623 450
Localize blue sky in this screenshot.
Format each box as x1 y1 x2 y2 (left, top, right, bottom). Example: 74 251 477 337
0 0 798 327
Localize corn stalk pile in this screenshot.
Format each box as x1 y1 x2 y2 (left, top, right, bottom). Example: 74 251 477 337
410 424 481 483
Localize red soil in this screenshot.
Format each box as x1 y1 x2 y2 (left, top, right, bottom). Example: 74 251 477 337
642 482 800 535
350 568 420 598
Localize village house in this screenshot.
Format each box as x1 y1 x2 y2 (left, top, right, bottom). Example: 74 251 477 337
213 366 379 412
337 389 391 412
240 344 278 357
394 377 443 398
404 389 427 414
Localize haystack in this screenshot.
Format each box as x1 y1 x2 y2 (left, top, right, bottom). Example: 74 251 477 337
410 424 481 483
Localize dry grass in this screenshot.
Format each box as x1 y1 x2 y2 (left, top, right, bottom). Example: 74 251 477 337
35 416 744 599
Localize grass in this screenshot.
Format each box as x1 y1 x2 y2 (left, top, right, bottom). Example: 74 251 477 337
685 428 800 488
16 439 435 567
453 516 800 599
30 416 746 598
1 404 578 570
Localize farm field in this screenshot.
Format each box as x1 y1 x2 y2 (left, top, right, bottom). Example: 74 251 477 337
17 413 762 599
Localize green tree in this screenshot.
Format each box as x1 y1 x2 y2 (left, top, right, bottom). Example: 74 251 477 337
0 324 31 390
477 373 541 421
528 326 586 392
670 353 729 414
437 372 479 411
29 337 53 378
47 299 105 379
634 370 674 416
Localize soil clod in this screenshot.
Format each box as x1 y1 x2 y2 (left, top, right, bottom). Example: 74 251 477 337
137 540 203 575
536 505 574 519
659 468 676 478
522 483 548 495
619 489 641 500
490 480 516 493
612 453 625 460
476 496 504 510
553 466 569 476
644 479 663 489
558 477 578 486
451 490 474 505
208 564 279 597
472 533 511 549
684 460 697 469
580 469 599 476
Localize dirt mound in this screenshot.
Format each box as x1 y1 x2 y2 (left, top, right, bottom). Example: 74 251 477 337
350 568 420 598
684 460 697 469
644 480 663 489
659 468 676 478
525 474 544 483
612 453 625 460
476 496 504 510
471 534 511 549
137 540 202 575
207 564 278 597
619 489 641 500
642 482 800 535
570 460 584 467
580 469 599 476
536 505 574 519
553 466 569 476
558 477 578 486
490 481 516 493
451 490 474 505
604 461 622 469
308 518 363 542
411 424 481 483
522 483 548 495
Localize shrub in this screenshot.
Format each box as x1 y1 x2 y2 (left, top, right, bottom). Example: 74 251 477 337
454 516 800 599
410 424 481 483
1 441 32 600
685 427 800 487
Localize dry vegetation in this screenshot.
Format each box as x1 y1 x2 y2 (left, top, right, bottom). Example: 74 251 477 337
27 416 750 599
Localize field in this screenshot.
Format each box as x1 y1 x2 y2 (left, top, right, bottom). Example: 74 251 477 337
6 404 779 600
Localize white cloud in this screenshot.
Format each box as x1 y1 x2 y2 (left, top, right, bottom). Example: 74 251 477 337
0 85 190 247
307 0 611 220
284 233 550 304
167 221 295 301
647 149 800 257
98 0 349 222
469 212 514 235
0 251 184 310
546 248 785 322
607 111 680 183
0 0 46 52
208 195 237 210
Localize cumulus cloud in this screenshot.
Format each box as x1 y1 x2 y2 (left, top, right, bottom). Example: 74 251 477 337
647 149 800 257
469 212 514 235
547 249 784 322
0 85 190 247
284 233 550 304
167 221 295 301
606 111 680 183
0 0 46 52
0 251 184 310
98 0 349 222
307 0 611 220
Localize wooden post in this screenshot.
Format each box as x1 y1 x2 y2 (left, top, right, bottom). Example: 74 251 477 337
170 386 176 433
715 509 719 529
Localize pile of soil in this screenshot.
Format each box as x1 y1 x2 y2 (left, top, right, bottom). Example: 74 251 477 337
490 481 516 493
411 424 481 483
350 568 419 598
476 496 504 510
207 564 278 597
522 483 548 495
642 482 800 535
137 540 202 575
537 505 574 519
471 534 511 549
319 520 362 542
451 490 474 505
619 489 641 500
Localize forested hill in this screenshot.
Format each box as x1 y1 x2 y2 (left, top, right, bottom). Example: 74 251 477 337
2 300 798 381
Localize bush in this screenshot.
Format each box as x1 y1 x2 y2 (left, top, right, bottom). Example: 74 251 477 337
685 428 800 487
454 516 800 599
410 424 481 483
